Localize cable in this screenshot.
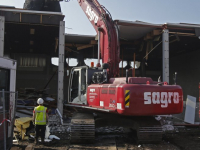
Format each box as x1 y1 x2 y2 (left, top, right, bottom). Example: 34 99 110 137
143 35 175 59
143 41 162 59
0 119 11 126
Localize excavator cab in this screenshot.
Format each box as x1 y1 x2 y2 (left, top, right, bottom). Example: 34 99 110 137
68 66 103 105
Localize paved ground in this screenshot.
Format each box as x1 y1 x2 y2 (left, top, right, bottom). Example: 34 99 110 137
12 127 200 150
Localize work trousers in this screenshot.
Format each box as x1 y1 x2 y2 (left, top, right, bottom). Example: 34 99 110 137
35 125 46 139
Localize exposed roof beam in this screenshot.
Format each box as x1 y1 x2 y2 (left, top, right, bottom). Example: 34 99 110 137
65 43 84 47
169 32 196 37
90 40 97 45
77 44 93 50
144 29 162 40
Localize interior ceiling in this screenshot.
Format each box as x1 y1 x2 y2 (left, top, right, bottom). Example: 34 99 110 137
64 21 200 71
65 34 95 44
4 23 59 57
118 25 156 41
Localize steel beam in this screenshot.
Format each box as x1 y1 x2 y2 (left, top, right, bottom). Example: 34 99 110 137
0 16 5 57
57 21 65 116
162 29 169 83
2 89 6 150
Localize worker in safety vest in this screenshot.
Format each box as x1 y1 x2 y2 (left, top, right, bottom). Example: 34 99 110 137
33 98 48 144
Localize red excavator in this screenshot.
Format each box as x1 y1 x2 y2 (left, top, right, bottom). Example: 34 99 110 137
65 0 183 143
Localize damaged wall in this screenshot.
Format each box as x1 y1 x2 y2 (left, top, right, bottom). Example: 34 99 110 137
170 47 200 100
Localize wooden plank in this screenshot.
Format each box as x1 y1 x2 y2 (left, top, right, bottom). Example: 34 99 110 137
10 147 22 150
169 31 195 36
90 40 97 45
65 47 72 52
77 44 93 50
151 29 162 36
65 43 84 47
25 144 34 150
144 33 153 40
144 30 162 40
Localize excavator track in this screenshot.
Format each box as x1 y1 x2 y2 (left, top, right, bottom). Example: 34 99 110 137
70 113 95 143
137 117 163 143
138 126 163 143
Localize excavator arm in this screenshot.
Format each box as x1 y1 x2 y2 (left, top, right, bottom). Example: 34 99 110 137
24 0 120 78
78 0 120 78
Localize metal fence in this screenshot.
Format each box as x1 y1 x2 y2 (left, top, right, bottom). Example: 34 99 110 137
0 90 18 150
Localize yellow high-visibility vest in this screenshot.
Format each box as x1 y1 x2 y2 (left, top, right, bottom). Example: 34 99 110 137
34 106 47 125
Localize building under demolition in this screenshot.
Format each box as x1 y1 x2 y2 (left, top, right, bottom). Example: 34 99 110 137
0 2 200 110
1 1 200 149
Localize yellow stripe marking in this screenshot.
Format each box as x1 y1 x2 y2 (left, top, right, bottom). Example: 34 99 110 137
125 95 130 101
125 90 130 108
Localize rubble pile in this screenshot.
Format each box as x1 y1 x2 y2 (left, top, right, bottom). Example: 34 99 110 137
16 88 57 118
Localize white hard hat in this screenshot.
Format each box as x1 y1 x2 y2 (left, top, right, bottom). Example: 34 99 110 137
37 98 44 104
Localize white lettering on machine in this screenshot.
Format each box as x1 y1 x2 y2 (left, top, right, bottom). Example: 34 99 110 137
144 92 179 108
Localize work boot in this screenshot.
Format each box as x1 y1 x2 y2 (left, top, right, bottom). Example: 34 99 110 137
35 138 39 145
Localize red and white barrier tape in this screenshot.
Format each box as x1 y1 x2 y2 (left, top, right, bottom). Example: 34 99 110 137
0 119 11 126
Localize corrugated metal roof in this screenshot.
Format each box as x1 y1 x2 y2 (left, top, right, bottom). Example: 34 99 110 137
0 8 64 25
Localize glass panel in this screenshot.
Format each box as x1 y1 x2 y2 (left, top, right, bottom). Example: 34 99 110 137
0 68 9 91
81 69 86 95
71 70 79 102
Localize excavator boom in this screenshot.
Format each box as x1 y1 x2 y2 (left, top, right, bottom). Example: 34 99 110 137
78 0 120 78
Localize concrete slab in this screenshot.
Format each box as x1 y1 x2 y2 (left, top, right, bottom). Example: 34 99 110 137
184 95 196 124
173 101 199 124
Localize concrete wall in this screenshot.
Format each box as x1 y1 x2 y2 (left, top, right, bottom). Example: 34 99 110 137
15 55 70 102
15 56 58 96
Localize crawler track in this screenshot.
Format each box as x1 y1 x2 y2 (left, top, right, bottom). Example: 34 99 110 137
137 117 163 143
138 126 163 143
70 113 95 143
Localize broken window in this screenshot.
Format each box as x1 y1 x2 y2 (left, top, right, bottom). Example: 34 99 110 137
19 56 46 67
51 57 78 67
0 68 10 113
119 61 140 69
67 58 78 67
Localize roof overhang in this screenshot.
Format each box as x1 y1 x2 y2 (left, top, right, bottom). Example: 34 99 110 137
0 8 64 25
165 22 200 29
115 20 163 41
64 20 200 44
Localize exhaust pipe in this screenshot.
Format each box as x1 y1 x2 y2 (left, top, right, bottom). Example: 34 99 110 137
126 69 128 84
174 72 177 85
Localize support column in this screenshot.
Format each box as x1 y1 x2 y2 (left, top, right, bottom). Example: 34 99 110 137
0 16 5 57
57 21 65 116
162 29 169 83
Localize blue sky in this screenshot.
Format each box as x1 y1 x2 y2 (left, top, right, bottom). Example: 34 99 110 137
1 0 200 35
